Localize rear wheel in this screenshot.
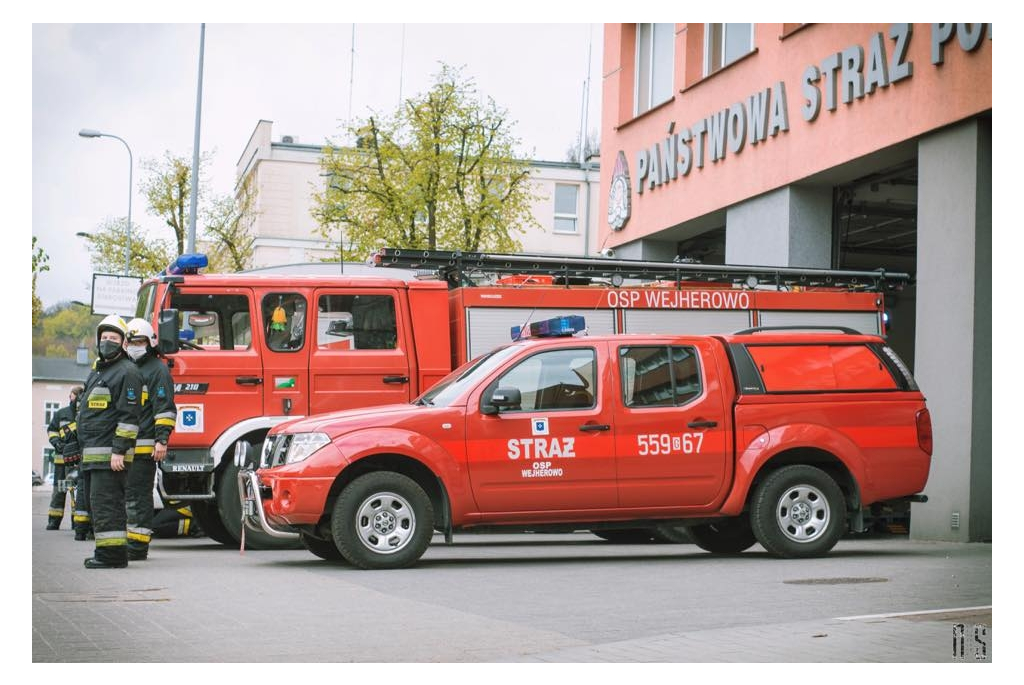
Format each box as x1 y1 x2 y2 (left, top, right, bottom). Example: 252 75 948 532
332 472 434 570
300 532 345 562
750 465 846 558
686 517 757 554
216 456 303 551
590 529 655 543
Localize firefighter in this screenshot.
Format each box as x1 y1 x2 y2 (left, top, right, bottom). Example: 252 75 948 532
44 385 84 529
123 318 177 561
76 315 143 569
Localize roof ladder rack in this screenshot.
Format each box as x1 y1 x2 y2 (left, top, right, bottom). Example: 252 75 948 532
370 248 912 292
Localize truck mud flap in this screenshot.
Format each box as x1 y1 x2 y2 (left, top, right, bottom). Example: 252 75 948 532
237 468 299 540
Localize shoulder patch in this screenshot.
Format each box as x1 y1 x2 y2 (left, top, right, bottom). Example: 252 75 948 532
126 387 138 403
157 385 167 399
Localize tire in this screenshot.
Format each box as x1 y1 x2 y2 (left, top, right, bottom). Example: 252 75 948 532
300 531 345 562
750 465 847 558
685 517 757 554
590 529 655 543
650 524 692 544
216 459 303 551
190 500 235 545
331 472 434 570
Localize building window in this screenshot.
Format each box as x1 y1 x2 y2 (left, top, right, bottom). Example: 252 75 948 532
554 184 579 234
705 23 754 75
44 401 60 426
635 23 674 116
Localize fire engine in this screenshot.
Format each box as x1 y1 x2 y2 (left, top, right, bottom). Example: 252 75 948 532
139 248 910 550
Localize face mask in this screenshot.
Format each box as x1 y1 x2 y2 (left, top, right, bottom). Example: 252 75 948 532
126 345 148 361
98 340 123 360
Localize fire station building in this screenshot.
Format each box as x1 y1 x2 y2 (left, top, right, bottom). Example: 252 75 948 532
600 23 991 542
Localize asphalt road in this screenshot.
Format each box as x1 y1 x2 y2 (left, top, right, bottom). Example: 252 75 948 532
30 487 992 664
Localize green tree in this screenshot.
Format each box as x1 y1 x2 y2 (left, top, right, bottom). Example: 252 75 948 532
34 302 100 358
313 64 539 257
202 177 257 272
79 217 174 278
32 236 50 327
139 151 211 257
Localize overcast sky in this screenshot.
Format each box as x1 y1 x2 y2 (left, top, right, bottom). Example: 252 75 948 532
31 21 603 308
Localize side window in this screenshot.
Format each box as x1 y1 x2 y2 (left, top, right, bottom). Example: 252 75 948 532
262 293 307 352
317 294 397 350
169 293 252 351
620 346 702 408
492 348 596 412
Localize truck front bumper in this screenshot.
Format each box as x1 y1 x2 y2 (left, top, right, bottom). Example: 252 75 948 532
237 468 300 540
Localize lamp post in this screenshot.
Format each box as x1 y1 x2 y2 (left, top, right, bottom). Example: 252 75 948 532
79 129 132 276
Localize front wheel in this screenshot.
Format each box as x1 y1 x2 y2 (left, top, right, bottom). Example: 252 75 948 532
332 472 434 570
750 465 847 558
216 458 303 551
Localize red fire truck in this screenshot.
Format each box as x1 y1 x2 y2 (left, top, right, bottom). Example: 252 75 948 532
141 249 909 550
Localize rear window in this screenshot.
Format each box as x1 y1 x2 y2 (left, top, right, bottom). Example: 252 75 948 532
746 344 897 392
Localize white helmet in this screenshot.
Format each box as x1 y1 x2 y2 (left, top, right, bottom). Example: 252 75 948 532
96 314 128 346
126 318 157 348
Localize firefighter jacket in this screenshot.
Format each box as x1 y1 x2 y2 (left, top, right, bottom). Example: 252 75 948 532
72 353 143 471
133 351 177 458
46 403 77 465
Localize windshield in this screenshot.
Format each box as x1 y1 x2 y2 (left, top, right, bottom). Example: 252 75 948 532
416 344 523 407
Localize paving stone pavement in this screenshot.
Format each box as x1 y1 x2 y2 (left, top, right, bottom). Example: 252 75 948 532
27 487 996 667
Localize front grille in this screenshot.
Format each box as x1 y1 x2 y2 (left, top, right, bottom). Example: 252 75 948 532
261 434 292 468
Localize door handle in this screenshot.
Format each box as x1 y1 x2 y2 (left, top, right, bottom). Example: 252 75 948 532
687 420 718 429
236 376 263 386
579 424 610 432
383 375 409 385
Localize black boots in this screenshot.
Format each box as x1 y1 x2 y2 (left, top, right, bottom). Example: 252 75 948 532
46 520 61 530
127 549 148 561
83 557 127 569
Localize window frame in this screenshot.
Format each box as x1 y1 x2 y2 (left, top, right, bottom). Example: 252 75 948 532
703 23 755 76
553 183 580 235
619 345 704 409
634 23 675 117
261 292 309 353
44 401 60 427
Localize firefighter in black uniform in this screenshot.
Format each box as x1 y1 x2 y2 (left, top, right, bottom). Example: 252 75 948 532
124 318 177 561
76 315 143 569
45 386 84 529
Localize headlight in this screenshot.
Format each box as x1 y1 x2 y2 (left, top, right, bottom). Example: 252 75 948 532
283 432 331 464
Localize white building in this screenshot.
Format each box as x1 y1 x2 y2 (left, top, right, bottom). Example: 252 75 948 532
234 120 600 266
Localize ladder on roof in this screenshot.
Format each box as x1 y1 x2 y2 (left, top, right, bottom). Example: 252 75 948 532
370 248 912 292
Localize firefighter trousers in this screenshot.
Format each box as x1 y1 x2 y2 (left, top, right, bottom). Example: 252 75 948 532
125 457 156 556
73 469 92 536
88 468 128 564
47 462 67 527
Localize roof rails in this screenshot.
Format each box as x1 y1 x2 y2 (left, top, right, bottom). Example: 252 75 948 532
371 248 911 292
733 325 865 335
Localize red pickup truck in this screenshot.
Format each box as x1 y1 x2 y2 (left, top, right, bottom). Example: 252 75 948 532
239 320 931 569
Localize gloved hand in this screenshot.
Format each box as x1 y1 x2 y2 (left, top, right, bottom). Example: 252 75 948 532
64 452 81 466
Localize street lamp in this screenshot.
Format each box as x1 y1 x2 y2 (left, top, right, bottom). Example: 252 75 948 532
79 128 132 276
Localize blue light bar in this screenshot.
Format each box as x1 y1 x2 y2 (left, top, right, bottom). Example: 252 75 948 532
166 253 209 275
511 315 586 340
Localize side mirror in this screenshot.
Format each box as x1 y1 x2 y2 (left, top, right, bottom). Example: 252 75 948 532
482 387 521 415
157 309 180 355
